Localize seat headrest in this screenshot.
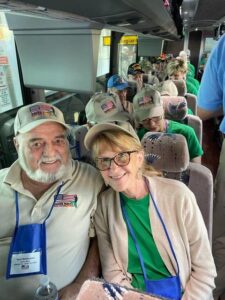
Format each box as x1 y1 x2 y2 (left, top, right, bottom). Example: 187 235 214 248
161 95 188 121
141 132 190 172
172 79 187 96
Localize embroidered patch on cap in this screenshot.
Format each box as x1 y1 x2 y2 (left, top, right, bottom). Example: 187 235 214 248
30 104 56 119
54 194 78 207
101 100 116 113
138 95 153 106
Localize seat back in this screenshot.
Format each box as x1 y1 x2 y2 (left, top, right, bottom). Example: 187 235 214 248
70 125 93 164
172 79 186 96
161 95 188 121
141 131 213 243
185 93 197 115
183 114 203 145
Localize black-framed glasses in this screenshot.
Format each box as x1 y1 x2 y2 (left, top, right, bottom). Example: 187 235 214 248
95 151 137 171
141 116 163 124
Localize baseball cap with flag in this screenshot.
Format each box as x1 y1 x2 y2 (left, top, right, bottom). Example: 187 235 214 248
84 121 140 151
133 86 164 123
107 75 128 90
127 63 144 76
85 93 130 124
14 102 70 135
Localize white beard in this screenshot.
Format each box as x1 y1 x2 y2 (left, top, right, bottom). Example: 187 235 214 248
18 147 71 184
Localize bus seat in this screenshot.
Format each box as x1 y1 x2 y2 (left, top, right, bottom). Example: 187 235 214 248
183 114 203 145
70 125 93 165
172 80 197 115
76 278 164 300
141 132 213 243
161 95 188 121
172 79 186 96
185 93 197 115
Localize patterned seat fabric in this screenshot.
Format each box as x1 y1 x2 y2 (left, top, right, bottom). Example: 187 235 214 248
141 131 213 243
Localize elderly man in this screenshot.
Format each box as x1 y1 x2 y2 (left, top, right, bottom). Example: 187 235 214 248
0 102 104 300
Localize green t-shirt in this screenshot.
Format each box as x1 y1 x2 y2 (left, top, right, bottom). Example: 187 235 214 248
137 120 203 160
120 193 171 291
167 120 203 159
186 80 198 96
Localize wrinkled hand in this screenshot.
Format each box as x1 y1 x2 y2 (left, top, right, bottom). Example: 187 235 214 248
58 282 82 300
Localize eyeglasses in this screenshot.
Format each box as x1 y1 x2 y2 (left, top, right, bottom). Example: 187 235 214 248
95 151 137 171
141 116 163 124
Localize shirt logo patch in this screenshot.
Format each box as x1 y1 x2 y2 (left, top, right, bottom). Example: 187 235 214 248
54 194 78 207
29 104 56 119
101 100 116 113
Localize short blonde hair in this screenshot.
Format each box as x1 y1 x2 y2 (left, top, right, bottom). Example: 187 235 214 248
166 59 187 77
91 130 161 177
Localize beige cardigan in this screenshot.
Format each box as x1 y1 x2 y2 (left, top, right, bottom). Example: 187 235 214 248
95 176 216 300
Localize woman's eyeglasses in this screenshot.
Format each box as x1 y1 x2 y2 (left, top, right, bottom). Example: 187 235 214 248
95 151 137 171
141 116 163 124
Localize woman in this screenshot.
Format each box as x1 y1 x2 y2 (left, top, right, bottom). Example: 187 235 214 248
167 59 199 96
133 86 203 163
84 121 216 299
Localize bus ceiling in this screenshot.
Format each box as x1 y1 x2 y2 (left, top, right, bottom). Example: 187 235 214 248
0 0 185 40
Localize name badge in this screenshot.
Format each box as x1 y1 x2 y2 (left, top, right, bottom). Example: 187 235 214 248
10 251 41 275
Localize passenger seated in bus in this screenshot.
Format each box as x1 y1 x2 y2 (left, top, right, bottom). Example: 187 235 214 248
0 102 104 300
85 92 132 126
133 86 203 163
107 74 133 114
167 58 199 96
84 121 216 300
127 62 145 92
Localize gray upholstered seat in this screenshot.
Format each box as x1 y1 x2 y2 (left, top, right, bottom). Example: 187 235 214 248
172 79 197 115
70 125 93 164
161 95 188 121
141 131 213 243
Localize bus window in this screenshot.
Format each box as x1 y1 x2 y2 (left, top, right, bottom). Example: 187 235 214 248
118 35 137 79
0 12 23 113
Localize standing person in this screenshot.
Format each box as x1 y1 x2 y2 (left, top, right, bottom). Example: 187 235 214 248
133 86 203 163
0 102 104 300
107 74 133 114
84 121 216 299
197 33 225 300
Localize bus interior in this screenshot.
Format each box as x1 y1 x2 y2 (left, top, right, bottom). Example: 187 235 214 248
0 0 224 172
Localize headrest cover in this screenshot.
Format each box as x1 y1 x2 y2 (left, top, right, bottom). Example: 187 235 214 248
161 96 188 121
141 132 189 172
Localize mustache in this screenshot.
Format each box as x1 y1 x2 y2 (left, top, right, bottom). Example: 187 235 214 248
38 155 62 164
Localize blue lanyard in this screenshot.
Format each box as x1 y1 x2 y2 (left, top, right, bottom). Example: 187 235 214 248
15 182 64 229
120 180 180 281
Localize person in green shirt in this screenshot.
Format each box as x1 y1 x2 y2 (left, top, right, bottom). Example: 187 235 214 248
84 121 216 299
166 58 200 96
133 86 203 163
